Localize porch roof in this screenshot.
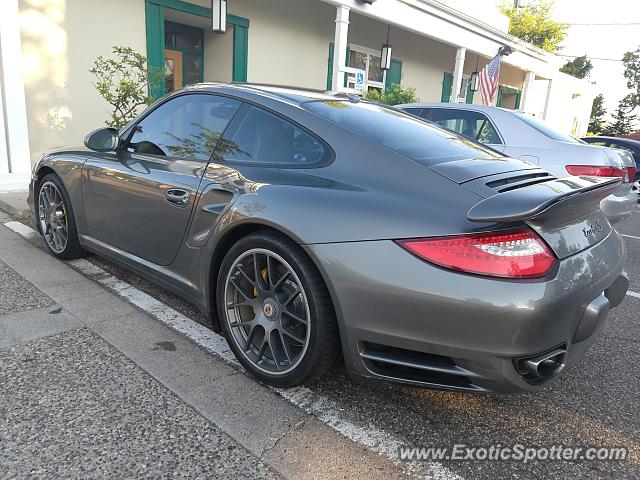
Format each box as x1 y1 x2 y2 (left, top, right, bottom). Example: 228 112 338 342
319 0 563 79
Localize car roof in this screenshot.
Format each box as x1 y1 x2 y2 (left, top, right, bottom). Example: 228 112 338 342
181 82 338 105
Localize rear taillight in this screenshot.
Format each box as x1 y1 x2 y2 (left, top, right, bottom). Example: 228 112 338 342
397 228 556 279
565 165 625 179
625 167 637 183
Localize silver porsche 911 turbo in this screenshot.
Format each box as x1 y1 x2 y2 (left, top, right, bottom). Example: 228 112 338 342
28 84 629 393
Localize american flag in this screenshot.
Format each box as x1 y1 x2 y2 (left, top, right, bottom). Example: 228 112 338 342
480 53 501 106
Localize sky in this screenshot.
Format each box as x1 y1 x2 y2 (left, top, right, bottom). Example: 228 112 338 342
551 0 640 119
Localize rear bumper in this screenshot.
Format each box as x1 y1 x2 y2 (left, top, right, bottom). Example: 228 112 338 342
601 190 637 223
305 229 627 393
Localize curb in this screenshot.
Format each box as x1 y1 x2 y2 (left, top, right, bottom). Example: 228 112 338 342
0 197 31 220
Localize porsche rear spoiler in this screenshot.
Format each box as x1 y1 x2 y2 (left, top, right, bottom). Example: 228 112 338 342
467 176 621 223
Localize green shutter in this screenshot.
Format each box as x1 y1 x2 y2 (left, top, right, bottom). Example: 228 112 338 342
344 47 350 88
514 92 521 110
441 72 453 102
465 81 474 104
385 59 402 90
326 43 350 90
233 24 248 82
145 1 165 99
327 43 334 90
496 86 503 107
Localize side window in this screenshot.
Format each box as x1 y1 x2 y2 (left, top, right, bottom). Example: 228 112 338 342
127 94 241 161
425 109 502 144
587 141 608 147
609 143 634 153
217 105 328 166
403 107 424 118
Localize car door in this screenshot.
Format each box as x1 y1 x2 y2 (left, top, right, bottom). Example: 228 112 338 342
421 108 505 152
82 93 241 265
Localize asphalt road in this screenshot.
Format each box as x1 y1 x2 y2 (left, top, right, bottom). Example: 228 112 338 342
5 209 640 479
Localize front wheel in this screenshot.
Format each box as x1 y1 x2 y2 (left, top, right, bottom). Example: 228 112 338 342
36 173 85 259
217 231 339 387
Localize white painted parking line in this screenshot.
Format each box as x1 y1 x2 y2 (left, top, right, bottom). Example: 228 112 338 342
621 234 640 241
3 220 460 480
627 291 640 300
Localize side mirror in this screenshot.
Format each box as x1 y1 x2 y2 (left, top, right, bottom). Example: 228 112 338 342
84 127 119 152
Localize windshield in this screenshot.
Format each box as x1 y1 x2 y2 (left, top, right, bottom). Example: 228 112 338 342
513 112 583 144
303 100 499 166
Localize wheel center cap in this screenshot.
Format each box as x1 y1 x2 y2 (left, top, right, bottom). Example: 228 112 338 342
263 298 278 319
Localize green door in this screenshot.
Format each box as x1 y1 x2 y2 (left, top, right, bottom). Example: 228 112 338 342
385 59 402 90
496 85 522 109
441 72 453 102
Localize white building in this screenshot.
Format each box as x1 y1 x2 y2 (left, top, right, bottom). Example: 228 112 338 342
0 0 595 190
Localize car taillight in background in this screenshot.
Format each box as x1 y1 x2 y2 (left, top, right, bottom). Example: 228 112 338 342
565 165 635 183
396 228 556 279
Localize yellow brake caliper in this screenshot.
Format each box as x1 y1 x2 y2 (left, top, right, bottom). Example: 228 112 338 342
253 268 269 297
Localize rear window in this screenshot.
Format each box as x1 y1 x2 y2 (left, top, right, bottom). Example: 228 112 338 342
303 101 498 165
513 112 583 144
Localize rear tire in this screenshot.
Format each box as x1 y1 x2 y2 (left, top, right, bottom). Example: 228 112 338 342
217 231 339 387
36 173 85 260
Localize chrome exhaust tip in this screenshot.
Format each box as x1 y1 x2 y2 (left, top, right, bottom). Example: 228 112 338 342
522 348 567 379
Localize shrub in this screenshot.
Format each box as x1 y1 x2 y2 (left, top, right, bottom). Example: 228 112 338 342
89 46 162 130
364 84 418 105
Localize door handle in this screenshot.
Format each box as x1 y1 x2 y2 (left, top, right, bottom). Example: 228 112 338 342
165 189 190 207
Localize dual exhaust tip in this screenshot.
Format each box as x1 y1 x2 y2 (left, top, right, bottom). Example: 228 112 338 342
517 347 567 383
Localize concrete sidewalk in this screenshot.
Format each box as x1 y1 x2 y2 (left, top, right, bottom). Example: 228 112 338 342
0 220 414 479
0 190 29 220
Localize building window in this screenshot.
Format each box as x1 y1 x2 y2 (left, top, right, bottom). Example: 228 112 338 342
346 45 385 92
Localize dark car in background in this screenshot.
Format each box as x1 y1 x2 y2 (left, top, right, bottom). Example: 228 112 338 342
582 136 640 199
28 84 629 393
581 136 640 180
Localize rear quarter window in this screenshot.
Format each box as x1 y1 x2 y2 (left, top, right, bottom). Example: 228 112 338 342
216 104 331 167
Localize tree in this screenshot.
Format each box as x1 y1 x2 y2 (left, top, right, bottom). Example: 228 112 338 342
587 94 608 134
501 1 568 54
604 97 637 136
363 84 418 105
622 46 640 108
560 55 593 79
89 46 163 129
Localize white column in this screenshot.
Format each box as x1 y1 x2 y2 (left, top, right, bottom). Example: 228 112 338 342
520 71 535 112
543 78 553 120
450 47 466 103
0 0 31 185
331 6 350 93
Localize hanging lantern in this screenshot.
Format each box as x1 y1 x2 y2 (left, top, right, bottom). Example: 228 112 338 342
469 71 480 92
212 0 227 33
380 43 392 71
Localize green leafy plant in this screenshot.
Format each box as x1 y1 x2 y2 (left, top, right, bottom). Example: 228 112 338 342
501 1 568 54
604 97 637 136
363 84 418 105
89 46 163 130
622 46 640 108
587 94 608 135
560 55 593 79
